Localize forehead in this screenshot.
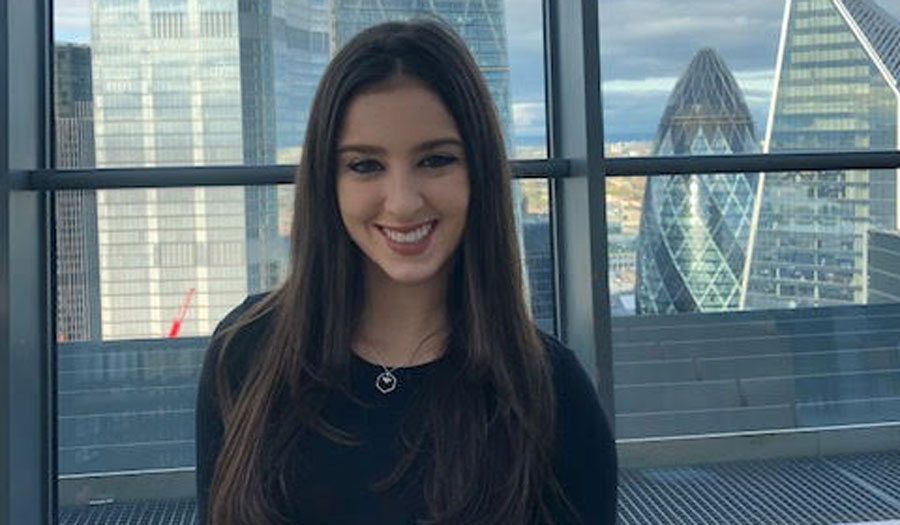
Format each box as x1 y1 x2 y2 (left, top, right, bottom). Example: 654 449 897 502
338 77 461 149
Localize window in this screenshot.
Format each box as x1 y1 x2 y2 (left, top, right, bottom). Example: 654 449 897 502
0 0 890 523
50 0 549 520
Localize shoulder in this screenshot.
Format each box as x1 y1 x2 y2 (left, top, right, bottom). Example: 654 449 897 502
215 292 271 335
536 329 614 443
536 330 618 523
537 331 597 399
202 292 274 391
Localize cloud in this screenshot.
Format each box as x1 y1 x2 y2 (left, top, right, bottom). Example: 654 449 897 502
513 101 545 128
54 0 90 43
600 67 773 142
599 0 783 82
504 0 543 56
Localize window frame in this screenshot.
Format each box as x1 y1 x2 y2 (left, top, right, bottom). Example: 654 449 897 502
3 0 900 523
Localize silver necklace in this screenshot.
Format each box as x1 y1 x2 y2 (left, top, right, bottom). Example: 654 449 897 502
374 365 400 394
362 329 446 395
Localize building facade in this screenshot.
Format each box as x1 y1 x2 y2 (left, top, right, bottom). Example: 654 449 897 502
636 48 759 314
55 43 102 342
867 229 900 303
89 0 330 339
742 0 900 309
331 0 512 143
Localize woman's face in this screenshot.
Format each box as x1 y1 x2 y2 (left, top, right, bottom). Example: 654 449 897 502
336 77 470 287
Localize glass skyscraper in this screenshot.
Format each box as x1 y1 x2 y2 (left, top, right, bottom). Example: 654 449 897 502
89 0 329 339
55 43 102 342
331 0 512 142
239 1 329 293
743 0 900 309
636 48 759 314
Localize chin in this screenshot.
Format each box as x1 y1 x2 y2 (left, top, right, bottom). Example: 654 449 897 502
382 266 443 286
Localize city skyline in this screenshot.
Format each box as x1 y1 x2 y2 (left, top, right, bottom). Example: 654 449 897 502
56 1 900 144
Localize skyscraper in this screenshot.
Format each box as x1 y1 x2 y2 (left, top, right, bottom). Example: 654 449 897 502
742 0 900 309
636 49 759 314
239 1 330 293
331 0 512 144
90 0 329 338
55 43 101 341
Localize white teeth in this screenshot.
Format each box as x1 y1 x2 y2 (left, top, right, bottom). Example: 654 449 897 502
383 222 434 244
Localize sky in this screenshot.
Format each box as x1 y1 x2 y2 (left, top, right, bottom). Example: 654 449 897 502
54 0 900 144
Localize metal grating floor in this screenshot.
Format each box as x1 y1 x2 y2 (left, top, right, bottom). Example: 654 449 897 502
59 499 196 525
59 451 900 525
618 451 900 525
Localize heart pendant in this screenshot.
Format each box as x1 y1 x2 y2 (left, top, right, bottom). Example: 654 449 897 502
376 371 397 394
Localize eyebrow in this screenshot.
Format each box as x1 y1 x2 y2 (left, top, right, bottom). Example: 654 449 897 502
336 138 464 156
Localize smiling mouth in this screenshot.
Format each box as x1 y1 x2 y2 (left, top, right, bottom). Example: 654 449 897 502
378 220 437 244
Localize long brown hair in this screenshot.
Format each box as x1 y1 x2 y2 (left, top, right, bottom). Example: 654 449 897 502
209 19 569 524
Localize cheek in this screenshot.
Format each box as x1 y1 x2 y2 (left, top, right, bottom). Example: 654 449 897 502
450 177 471 221
336 180 371 227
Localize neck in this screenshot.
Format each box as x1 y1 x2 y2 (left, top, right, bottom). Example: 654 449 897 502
354 262 450 367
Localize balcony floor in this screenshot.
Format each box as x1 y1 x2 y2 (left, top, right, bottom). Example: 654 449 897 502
59 450 900 524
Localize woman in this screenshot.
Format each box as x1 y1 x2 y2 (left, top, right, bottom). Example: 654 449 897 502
196 19 617 524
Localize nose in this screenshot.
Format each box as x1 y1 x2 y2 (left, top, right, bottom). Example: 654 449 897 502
382 167 424 218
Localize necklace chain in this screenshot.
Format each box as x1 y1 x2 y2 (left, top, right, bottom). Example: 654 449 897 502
360 329 446 395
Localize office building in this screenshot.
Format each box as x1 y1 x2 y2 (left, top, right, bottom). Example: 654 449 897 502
742 0 900 309
240 1 329 293
89 0 329 339
635 48 759 314
55 43 102 342
331 0 512 143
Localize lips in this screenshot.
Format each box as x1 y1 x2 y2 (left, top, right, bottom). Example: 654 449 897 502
377 220 437 255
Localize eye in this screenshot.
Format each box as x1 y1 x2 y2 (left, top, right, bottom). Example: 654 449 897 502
419 155 458 169
347 158 383 174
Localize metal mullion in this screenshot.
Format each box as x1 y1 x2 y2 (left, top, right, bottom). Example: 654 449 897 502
44 0 59 521
28 158 571 190
545 0 615 433
3 0 53 523
603 150 900 177
31 165 297 190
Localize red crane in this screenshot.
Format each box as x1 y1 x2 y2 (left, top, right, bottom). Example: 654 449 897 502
167 288 196 338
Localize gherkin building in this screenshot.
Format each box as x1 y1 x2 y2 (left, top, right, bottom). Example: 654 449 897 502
636 49 759 314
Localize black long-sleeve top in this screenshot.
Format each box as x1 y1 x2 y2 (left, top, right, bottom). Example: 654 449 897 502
196 295 618 524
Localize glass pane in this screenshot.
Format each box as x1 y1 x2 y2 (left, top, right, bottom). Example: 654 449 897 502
600 0 900 157
52 0 546 170
608 170 899 316
55 180 555 517
606 170 900 430
517 179 555 333
608 171 900 523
